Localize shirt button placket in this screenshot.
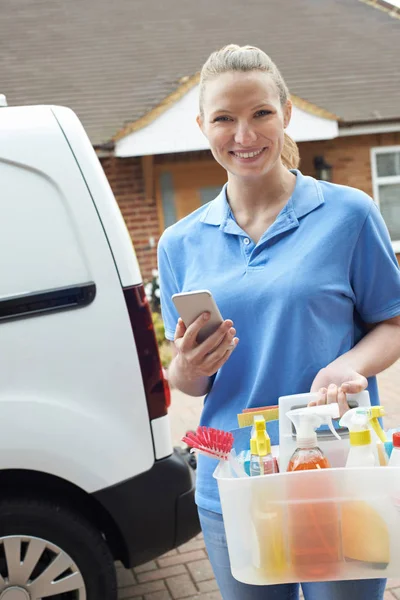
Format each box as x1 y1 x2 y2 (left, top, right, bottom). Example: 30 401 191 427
243 237 253 265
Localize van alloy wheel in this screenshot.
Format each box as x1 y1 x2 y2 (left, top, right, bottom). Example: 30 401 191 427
0 535 86 599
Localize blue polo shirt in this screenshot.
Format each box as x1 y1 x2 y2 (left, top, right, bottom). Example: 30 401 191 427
158 169 400 514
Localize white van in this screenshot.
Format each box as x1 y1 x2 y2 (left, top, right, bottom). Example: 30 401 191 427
0 100 199 599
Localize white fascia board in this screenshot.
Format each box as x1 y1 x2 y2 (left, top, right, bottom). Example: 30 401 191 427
115 85 339 158
286 105 338 143
339 122 400 137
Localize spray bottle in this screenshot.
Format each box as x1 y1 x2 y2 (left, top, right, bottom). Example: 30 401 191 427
250 415 279 476
339 408 377 467
338 407 390 567
363 406 387 466
388 432 400 467
285 403 342 579
286 403 340 471
340 406 387 467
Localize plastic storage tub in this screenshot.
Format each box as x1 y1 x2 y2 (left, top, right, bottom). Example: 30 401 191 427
214 464 400 584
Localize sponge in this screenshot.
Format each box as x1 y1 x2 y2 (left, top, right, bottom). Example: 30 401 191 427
341 501 390 567
237 406 279 428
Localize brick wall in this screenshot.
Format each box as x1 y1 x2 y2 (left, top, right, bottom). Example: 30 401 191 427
101 156 159 282
298 131 400 195
101 132 400 279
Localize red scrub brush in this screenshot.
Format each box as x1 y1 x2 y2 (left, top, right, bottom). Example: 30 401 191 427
182 426 234 460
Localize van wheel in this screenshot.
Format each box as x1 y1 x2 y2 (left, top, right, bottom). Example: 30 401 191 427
0 498 117 600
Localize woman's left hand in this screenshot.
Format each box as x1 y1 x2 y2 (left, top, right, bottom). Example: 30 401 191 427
309 365 368 416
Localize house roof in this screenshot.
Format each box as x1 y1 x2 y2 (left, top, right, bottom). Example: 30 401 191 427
1 0 399 147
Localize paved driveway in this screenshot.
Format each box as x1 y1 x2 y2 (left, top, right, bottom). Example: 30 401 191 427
117 360 400 599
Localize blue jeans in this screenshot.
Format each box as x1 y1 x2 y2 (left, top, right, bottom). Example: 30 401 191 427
198 507 386 600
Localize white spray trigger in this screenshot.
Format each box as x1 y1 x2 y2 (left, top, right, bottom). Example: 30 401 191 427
321 402 341 440
307 402 341 440
286 402 341 448
328 418 341 440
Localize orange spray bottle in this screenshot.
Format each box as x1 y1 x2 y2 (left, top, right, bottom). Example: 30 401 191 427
286 403 342 580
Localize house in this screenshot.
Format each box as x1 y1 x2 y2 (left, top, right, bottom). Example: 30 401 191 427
1 0 400 281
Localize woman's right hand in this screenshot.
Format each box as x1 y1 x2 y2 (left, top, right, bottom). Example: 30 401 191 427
173 313 239 381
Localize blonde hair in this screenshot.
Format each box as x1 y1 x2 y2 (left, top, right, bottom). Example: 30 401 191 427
199 44 300 170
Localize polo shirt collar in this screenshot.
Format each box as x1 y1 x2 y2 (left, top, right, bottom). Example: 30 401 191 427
199 184 230 226
199 169 324 228
290 169 325 220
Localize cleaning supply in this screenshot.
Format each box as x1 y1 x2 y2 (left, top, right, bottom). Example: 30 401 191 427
237 405 279 428
388 432 400 466
250 416 279 476
286 403 341 471
384 440 393 461
182 426 234 459
339 408 377 467
251 492 287 579
338 408 389 567
363 406 388 466
249 416 284 578
340 406 387 466
340 501 390 569
364 406 387 442
237 449 252 475
237 407 280 456
182 426 248 477
278 391 372 472
383 428 400 462
286 403 342 579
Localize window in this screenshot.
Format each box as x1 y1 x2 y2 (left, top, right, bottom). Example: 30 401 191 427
371 146 400 252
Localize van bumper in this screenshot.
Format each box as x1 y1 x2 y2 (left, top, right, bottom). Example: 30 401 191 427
92 449 201 568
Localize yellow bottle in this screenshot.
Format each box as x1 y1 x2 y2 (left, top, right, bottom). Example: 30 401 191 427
250 416 279 476
250 417 286 580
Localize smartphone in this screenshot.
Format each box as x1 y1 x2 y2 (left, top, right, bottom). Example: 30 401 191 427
172 290 224 344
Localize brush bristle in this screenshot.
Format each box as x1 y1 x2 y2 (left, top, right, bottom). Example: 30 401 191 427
182 426 234 460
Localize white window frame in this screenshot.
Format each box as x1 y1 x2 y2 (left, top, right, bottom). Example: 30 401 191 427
371 145 400 253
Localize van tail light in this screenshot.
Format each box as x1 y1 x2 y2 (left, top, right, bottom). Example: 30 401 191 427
123 284 170 420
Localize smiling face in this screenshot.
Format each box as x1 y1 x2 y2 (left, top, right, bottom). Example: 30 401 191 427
197 70 292 180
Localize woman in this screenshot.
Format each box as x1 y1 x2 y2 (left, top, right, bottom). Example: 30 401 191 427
158 44 400 600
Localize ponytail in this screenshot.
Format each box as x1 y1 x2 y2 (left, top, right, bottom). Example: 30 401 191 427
281 132 300 170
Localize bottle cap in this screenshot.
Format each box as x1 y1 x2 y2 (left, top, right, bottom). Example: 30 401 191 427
393 432 400 448
250 416 271 456
349 430 371 446
250 435 272 456
296 432 318 448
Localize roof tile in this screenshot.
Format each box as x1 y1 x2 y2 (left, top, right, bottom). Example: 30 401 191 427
1 0 399 145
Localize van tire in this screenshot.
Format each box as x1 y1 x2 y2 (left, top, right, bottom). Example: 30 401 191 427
0 497 117 600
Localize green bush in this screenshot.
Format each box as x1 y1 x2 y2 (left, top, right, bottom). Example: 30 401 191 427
145 272 173 368
145 270 160 313
159 341 174 368
151 311 173 368
152 311 166 346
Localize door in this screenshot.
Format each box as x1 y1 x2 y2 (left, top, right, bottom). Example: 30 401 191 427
156 160 227 231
